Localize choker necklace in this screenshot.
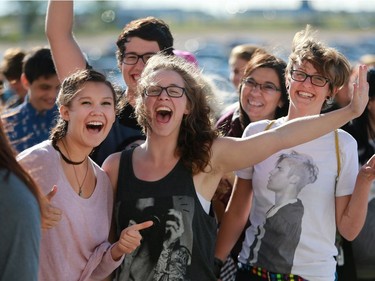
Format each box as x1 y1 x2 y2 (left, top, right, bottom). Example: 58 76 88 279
53 141 86 165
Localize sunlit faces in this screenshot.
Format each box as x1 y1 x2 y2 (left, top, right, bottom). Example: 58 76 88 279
288 61 330 114
61 81 116 147
121 37 161 94
240 67 283 122
144 69 189 135
230 57 248 89
25 75 60 112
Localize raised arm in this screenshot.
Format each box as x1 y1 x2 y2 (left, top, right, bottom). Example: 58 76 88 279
45 0 87 81
213 65 369 174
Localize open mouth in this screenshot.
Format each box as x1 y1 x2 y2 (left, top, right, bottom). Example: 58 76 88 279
132 74 141 81
156 107 172 123
86 121 104 133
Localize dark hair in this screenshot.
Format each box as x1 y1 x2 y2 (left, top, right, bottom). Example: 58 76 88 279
0 47 26 81
368 68 375 98
347 68 375 164
23 47 57 84
238 51 289 128
0 118 42 210
136 54 218 174
116 17 174 66
50 69 119 143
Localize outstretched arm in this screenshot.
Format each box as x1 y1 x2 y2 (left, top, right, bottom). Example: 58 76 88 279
45 0 87 81
213 65 369 174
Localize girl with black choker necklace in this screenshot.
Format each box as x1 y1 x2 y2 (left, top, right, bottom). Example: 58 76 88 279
17 69 153 281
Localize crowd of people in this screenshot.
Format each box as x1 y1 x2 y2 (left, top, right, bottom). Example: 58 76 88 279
1 1 375 281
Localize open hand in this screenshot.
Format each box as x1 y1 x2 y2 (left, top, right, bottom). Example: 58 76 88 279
349 65 369 118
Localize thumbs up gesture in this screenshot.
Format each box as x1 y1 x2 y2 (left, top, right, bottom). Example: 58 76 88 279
41 185 62 230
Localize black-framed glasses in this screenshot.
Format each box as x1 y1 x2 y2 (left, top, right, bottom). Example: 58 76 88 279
144 85 185 98
122 52 156 65
242 77 281 94
291 69 330 87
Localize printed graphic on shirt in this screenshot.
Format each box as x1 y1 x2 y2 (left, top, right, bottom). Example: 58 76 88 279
248 151 319 273
116 195 194 281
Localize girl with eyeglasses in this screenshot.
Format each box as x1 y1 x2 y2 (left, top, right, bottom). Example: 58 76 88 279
102 50 369 281
215 25 375 281
214 51 290 280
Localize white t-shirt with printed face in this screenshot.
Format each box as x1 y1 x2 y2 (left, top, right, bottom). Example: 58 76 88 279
236 118 358 281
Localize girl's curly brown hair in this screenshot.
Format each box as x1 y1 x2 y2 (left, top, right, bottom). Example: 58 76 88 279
135 54 219 175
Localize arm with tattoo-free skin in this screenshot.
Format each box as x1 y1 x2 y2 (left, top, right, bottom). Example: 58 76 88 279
214 177 253 263
46 0 86 81
211 65 369 179
214 64 370 266
336 155 375 240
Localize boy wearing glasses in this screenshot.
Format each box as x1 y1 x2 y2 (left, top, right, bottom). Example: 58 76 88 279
46 0 174 165
216 25 374 281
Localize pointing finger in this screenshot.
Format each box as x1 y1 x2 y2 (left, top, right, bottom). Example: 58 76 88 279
131 220 154 231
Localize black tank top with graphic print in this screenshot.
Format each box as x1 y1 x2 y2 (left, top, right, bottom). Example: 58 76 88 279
115 148 217 281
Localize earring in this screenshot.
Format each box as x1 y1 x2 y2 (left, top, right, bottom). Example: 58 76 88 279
326 96 334 105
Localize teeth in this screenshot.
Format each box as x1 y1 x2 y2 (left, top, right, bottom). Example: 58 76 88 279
87 121 103 126
156 106 171 112
299 91 313 98
249 101 263 107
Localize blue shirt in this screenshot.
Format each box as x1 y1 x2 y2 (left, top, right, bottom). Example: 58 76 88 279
1 95 58 153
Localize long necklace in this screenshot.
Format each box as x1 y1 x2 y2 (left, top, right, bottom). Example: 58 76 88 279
61 139 89 197
75 159 89 197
